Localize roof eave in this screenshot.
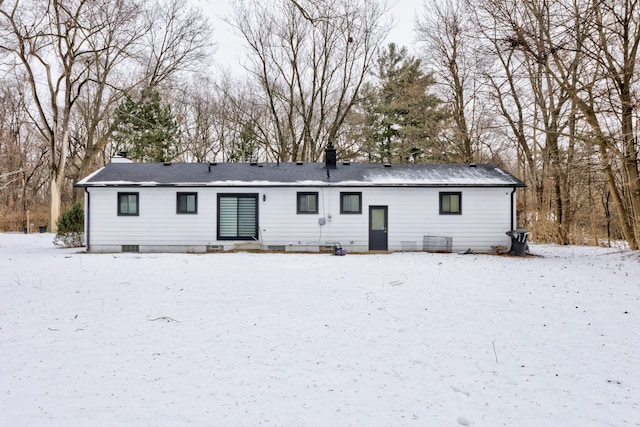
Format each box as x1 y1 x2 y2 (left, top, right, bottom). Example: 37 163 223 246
76 181 527 188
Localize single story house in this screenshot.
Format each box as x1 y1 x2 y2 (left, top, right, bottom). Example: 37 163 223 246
75 146 526 253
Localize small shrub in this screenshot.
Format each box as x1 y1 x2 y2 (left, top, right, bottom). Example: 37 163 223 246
54 201 85 248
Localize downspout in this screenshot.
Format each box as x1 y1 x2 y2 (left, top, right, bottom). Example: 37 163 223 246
84 188 90 252
510 187 516 231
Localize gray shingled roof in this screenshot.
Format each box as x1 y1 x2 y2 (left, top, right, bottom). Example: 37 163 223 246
76 161 526 187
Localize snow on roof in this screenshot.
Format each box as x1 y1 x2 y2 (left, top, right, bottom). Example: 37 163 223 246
75 162 526 188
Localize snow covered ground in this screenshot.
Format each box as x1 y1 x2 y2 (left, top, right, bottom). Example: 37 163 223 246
1 233 639 426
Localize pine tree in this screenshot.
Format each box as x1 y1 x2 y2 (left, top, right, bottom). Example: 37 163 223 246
361 44 447 163
111 90 181 162
227 123 258 162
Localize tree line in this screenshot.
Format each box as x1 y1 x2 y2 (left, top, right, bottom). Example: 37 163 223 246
1 0 639 250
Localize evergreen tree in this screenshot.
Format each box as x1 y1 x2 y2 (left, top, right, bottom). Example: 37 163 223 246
361 44 447 163
53 201 85 248
111 90 181 162
227 123 258 162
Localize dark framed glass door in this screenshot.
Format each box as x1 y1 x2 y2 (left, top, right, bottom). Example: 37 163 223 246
369 206 388 250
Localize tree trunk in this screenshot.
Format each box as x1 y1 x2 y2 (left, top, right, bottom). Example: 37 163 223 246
48 175 61 233
620 96 640 249
597 141 637 249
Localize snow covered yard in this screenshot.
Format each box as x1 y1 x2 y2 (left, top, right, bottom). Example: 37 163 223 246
1 233 639 426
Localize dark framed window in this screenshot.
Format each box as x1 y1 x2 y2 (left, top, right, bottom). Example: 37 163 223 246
297 192 318 214
340 192 362 214
218 194 258 240
440 192 461 215
118 192 139 216
177 192 198 214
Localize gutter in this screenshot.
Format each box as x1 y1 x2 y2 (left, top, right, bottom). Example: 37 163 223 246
84 188 90 252
510 187 516 231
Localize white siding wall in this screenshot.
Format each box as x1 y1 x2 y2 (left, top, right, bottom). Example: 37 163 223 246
257 187 367 250
257 186 513 252
86 185 515 252
374 186 514 252
87 187 218 251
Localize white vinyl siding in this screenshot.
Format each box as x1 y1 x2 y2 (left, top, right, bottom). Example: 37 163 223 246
85 185 515 253
381 187 510 251
88 187 216 250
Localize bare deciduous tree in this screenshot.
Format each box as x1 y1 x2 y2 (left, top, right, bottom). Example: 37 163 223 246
229 0 391 161
0 77 48 230
0 0 100 232
69 0 147 184
141 0 213 88
488 0 640 248
417 0 489 163
0 0 213 231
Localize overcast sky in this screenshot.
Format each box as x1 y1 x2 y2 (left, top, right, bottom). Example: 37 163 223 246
194 0 421 73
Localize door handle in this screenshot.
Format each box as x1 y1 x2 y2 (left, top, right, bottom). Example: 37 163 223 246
384 227 387 233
